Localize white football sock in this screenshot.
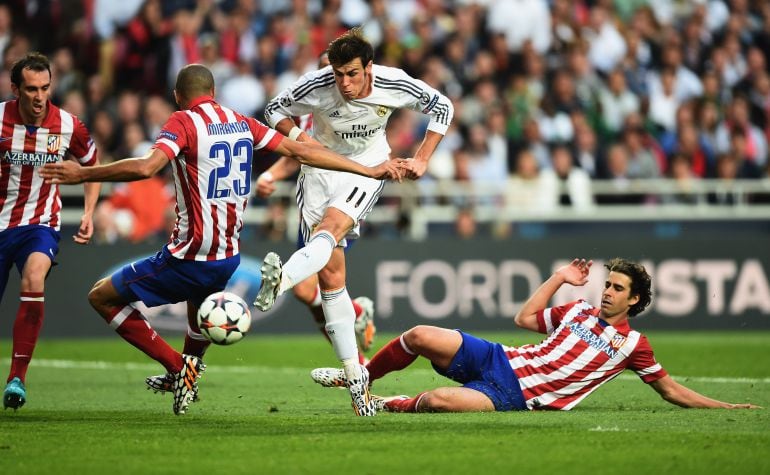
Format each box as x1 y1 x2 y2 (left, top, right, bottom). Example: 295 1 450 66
279 231 337 294
321 287 359 363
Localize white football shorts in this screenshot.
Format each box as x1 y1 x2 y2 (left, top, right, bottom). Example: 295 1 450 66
296 169 385 247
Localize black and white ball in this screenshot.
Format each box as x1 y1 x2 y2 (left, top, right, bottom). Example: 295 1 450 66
197 291 251 345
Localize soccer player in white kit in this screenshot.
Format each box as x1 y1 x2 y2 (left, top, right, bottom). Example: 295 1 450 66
254 28 454 416
311 258 760 412
256 52 376 365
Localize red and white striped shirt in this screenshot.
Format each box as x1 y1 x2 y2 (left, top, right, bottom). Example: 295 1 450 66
504 299 667 410
0 100 97 232
153 96 282 261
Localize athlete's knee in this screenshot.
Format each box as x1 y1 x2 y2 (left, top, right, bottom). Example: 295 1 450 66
87 278 110 310
417 389 454 412
317 267 345 289
402 325 438 353
19 273 46 292
19 260 50 292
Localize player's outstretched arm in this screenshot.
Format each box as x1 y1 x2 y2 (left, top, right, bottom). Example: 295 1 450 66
514 258 593 332
650 375 761 409
275 137 405 181
39 149 168 184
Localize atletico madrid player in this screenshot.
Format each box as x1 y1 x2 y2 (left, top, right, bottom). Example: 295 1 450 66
0 52 100 410
311 258 760 412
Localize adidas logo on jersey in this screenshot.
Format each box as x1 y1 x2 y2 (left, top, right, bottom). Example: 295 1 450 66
328 110 341 118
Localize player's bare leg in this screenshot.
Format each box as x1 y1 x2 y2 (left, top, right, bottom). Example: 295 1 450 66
371 327 494 413
145 302 207 399
4 252 50 410
88 277 203 414
312 325 458 388
374 387 495 413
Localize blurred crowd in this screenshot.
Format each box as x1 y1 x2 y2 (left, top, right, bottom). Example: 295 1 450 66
2 0 769 242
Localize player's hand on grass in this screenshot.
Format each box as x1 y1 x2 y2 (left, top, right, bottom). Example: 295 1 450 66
39 160 84 185
728 403 762 409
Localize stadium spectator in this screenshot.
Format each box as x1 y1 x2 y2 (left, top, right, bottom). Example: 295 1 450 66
597 68 640 137
648 68 681 132
670 122 713 178
219 60 264 117
453 206 478 239
505 149 551 213
39 63 405 416
622 125 663 179
573 122 601 178
715 96 768 169
0 5 12 65
540 143 594 212
596 143 646 204
197 33 235 89
1 52 100 410
112 0 172 94
584 4 626 74
486 0 552 55
746 70 770 133
664 152 701 205
457 123 508 205
310 258 760 412
253 28 453 417
708 153 745 205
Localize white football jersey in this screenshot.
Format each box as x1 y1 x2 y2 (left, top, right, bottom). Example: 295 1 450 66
265 64 453 170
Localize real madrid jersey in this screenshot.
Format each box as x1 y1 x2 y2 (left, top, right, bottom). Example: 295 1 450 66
265 64 453 170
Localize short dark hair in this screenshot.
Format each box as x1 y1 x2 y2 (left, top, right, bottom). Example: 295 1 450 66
10 52 51 87
174 64 215 101
327 27 373 68
605 258 652 317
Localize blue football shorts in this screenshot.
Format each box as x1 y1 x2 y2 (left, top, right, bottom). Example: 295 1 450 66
0 225 60 298
433 331 527 411
111 246 240 308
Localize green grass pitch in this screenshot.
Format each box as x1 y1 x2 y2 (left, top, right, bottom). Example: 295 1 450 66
1 331 768 475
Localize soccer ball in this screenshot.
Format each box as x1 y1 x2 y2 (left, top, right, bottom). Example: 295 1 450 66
197 291 252 345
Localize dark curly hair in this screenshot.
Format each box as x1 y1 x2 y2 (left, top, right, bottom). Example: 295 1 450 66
10 52 51 87
327 27 373 69
605 258 652 317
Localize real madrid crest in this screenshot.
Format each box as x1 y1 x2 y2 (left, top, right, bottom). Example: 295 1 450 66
376 105 388 117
